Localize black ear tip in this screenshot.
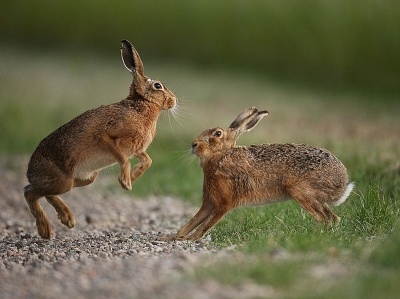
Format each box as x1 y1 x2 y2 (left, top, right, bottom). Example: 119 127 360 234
120 40 132 49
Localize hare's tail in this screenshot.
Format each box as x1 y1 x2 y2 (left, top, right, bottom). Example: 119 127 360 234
332 182 354 206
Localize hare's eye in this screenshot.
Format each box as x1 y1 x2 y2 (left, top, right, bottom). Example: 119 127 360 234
214 130 223 137
153 82 163 90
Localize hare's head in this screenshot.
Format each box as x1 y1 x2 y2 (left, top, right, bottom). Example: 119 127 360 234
191 107 268 162
121 40 177 110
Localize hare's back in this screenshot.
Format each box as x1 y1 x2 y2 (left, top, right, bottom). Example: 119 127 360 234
33 102 137 150
249 143 346 175
28 104 128 172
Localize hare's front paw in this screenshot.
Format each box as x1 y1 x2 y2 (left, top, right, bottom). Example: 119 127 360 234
118 174 132 190
158 233 177 241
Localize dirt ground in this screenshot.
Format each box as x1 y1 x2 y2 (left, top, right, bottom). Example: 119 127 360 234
0 156 273 299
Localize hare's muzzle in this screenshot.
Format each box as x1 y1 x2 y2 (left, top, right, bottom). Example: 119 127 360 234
166 97 177 109
191 141 198 154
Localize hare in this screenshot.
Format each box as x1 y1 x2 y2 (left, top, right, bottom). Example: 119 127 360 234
162 107 353 241
24 40 177 239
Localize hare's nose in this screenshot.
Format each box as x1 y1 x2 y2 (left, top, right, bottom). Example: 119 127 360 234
191 142 198 153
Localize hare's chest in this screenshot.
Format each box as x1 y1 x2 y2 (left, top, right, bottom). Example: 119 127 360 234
134 124 156 152
142 128 155 149
122 130 154 158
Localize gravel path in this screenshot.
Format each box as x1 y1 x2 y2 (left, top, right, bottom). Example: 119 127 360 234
0 157 271 299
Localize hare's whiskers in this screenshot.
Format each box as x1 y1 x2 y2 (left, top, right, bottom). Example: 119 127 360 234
166 111 176 136
170 102 190 127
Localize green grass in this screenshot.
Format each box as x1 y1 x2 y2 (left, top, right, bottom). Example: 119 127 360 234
194 150 400 297
191 153 400 298
209 164 399 250
1 48 399 298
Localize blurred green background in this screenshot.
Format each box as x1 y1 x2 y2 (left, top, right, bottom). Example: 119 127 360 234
1 0 400 93
1 2 400 297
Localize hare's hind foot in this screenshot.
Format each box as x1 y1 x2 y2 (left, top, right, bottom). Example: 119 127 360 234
36 217 53 239
299 201 341 224
59 213 76 228
309 202 341 224
321 203 340 223
24 185 53 239
289 185 341 224
45 196 76 228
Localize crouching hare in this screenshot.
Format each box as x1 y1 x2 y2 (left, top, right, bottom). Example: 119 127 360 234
24 40 177 239
163 107 353 241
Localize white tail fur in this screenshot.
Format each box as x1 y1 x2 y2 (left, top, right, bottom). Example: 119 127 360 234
332 182 354 206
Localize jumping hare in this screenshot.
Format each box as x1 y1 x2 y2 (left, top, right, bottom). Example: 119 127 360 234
24 40 177 239
163 107 353 241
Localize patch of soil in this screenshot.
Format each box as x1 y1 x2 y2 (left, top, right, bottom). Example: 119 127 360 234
0 156 271 299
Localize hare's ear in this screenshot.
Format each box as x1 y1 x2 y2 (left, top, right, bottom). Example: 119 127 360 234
120 40 145 81
229 107 268 134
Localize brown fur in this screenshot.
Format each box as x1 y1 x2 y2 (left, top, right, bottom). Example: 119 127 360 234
162 107 353 241
24 40 177 239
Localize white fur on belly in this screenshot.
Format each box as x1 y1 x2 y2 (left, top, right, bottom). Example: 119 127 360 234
73 155 117 180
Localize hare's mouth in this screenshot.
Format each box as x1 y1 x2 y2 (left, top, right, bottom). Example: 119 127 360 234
164 97 177 110
191 141 204 156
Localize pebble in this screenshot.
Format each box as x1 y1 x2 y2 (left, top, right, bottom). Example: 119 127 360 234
0 156 273 299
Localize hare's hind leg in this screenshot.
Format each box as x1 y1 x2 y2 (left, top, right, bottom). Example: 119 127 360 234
45 195 76 228
306 201 340 224
24 185 53 239
44 173 98 229
289 188 340 224
321 203 340 223
73 171 98 187
292 196 324 222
